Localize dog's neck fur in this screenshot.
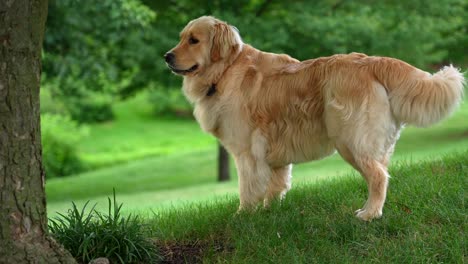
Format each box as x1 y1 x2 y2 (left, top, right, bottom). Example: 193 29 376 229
182 44 243 103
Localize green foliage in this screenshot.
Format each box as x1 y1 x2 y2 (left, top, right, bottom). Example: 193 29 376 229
148 86 192 116
41 114 88 178
64 89 115 124
49 191 159 264
43 0 156 122
441 0 468 64
241 0 466 67
40 79 69 115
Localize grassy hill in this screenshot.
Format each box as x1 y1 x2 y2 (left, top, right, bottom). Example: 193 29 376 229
151 151 466 263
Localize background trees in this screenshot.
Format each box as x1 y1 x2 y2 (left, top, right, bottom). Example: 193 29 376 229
43 0 156 122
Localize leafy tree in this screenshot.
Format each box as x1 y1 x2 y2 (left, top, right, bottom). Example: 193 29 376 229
43 0 156 122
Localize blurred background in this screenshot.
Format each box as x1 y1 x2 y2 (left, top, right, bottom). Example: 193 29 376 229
42 0 467 215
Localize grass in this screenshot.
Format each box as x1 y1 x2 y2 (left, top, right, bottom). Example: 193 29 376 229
150 151 467 263
78 92 215 168
46 93 468 215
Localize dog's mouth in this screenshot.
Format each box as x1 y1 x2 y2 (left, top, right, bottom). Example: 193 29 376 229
168 64 199 75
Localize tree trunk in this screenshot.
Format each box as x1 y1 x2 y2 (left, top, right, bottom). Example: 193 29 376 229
0 0 76 263
217 143 230 182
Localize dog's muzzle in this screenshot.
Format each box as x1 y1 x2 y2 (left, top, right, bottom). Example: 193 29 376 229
164 52 199 75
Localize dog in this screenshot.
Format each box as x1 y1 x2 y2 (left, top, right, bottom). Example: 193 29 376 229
165 16 465 221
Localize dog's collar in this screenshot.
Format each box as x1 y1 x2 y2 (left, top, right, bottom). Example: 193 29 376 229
206 83 217 97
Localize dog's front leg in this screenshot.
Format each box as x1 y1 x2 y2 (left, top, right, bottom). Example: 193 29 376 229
263 164 292 208
235 130 273 211
235 153 272 211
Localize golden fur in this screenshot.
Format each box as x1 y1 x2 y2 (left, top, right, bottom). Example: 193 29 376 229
165 16 465 221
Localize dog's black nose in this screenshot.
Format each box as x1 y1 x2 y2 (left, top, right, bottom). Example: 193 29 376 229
164 52 175 64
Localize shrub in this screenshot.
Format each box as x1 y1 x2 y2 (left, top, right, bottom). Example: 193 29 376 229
41 113 88 178
49 191 159 264
148 86 192 117
65 93 115 123
41 75 115 123
40 79 69 116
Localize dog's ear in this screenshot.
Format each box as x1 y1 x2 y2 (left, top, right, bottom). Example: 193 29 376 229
211 22 241 62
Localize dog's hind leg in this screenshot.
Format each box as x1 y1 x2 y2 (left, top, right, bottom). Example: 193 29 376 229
352 126 401 221
263 164 292 208
353 157 390 221
328 82 399 221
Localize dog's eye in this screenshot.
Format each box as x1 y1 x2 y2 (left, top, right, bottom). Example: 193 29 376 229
189 37 199 45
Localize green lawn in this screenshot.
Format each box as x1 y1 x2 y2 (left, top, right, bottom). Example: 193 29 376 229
150 151 467 263
78 92 215 168
46 93 468 216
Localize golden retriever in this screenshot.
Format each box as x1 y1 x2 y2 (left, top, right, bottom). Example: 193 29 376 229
165 16 465 221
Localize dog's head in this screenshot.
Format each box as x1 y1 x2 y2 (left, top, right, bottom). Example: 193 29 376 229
165 16 243 77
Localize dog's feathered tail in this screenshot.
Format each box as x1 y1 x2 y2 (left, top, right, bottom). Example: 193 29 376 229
373 59 465 127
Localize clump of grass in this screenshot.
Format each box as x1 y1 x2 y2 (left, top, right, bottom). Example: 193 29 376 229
49 190 159 264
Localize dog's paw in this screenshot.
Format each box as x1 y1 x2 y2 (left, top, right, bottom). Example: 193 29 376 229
263 197 278 208
236 206 246 215
355 208 382 221
263 199 271 209
236 204 258 214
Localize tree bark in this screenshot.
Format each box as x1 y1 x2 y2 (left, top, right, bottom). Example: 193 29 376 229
217 143 230 182
0 0 76 263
